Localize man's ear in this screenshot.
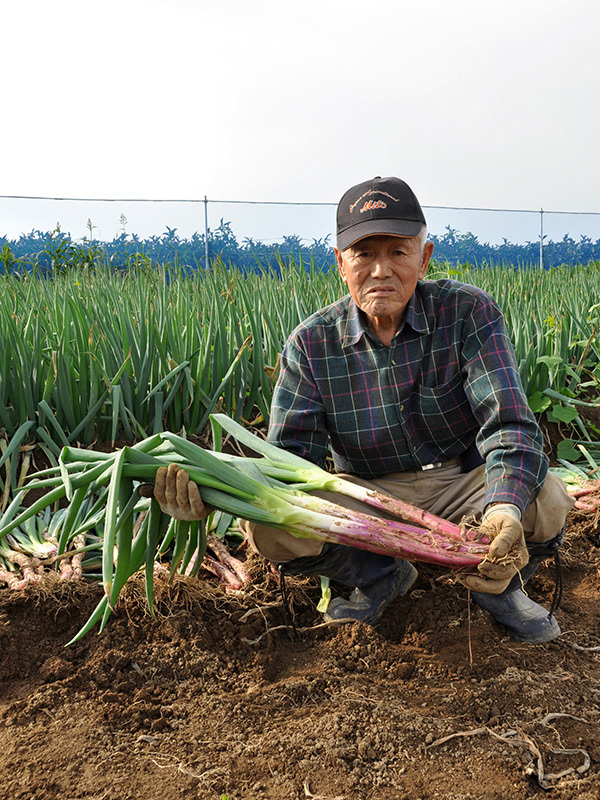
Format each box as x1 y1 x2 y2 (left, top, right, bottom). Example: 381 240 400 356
335 247 348 283
419 241 434 279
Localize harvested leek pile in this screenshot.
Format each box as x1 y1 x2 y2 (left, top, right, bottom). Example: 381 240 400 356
550 440 600 512
0 414 490 643
551 468 600 512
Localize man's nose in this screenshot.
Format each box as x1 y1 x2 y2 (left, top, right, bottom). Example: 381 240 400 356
370 255 393 276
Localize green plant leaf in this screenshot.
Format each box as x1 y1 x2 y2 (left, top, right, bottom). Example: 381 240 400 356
547 404 579 424
528 391 551 413
556 439 581 462
536 355 564 368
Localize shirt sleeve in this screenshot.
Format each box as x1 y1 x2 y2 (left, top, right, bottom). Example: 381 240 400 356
461 291 548 514
267 336 330 467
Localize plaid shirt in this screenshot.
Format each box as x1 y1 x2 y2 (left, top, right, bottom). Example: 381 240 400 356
268 279 548 514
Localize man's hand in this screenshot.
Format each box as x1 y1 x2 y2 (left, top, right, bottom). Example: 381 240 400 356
459 504 529 594
151 463 209 521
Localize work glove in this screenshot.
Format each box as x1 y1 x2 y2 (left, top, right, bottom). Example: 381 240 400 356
143 463 210 521
459 503 529 594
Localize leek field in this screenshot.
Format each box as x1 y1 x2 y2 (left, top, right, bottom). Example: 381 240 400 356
1 257 599 497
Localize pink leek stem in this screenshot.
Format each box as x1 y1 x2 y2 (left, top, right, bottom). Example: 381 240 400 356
284 488 487 554
266 491 485 568
327 476 487 544
206 532 252 586
202 554 244 590
59 561 74 580
71 535 86 580
389 522 489 555
568 486 600 498
574 499 599 511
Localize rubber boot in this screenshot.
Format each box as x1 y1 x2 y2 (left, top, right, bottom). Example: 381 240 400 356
470 531 564 644
280 543 418 625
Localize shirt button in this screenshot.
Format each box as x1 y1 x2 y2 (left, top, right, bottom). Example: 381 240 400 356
399 404 404 412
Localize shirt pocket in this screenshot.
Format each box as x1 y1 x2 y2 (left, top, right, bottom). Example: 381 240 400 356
410 371 476 443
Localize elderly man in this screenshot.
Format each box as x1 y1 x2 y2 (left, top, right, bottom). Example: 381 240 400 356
156 176 573 643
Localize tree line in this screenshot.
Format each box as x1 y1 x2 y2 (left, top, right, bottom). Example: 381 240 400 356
1 220 599 273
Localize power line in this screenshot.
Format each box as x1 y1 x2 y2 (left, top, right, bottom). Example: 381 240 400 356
1 193 599 216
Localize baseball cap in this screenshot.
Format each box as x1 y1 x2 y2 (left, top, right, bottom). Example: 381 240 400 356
336 176 426 251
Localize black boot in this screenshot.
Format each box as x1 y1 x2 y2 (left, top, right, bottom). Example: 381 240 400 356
471 530 563 644
280 543 418 625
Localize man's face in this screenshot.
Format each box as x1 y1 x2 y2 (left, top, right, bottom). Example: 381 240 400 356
335 234 433 329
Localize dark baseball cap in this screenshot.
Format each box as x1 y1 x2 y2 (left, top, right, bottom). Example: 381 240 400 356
336 176 426 251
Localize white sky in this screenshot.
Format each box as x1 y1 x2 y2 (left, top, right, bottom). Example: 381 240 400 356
2 0 600 244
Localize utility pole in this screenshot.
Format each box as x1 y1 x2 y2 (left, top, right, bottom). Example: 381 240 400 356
539 208 544 270
204 196 210 269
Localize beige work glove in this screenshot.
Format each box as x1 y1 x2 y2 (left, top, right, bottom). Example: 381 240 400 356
459 503 529 594
150 463 210 521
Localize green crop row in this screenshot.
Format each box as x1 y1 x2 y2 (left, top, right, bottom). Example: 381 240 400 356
0 257 598 501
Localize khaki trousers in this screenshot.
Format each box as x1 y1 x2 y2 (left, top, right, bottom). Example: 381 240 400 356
242 461 574 563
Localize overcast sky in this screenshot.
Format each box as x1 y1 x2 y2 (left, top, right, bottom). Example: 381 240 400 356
2 0 599 244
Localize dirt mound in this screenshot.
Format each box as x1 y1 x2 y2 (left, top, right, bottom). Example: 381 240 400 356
1 511 599 800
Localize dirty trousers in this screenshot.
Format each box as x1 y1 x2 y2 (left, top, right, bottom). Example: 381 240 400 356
241 461 574 563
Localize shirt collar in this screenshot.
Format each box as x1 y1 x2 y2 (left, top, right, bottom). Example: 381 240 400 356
342 282 431 348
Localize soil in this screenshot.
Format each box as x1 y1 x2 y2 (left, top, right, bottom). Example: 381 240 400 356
1 510 599 800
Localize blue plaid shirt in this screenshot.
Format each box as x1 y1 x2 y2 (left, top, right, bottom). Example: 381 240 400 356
268 278 548 514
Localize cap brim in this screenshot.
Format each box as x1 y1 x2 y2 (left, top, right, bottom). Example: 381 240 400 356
337 219 423 251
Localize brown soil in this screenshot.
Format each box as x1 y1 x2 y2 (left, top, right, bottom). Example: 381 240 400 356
1 510 599 800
